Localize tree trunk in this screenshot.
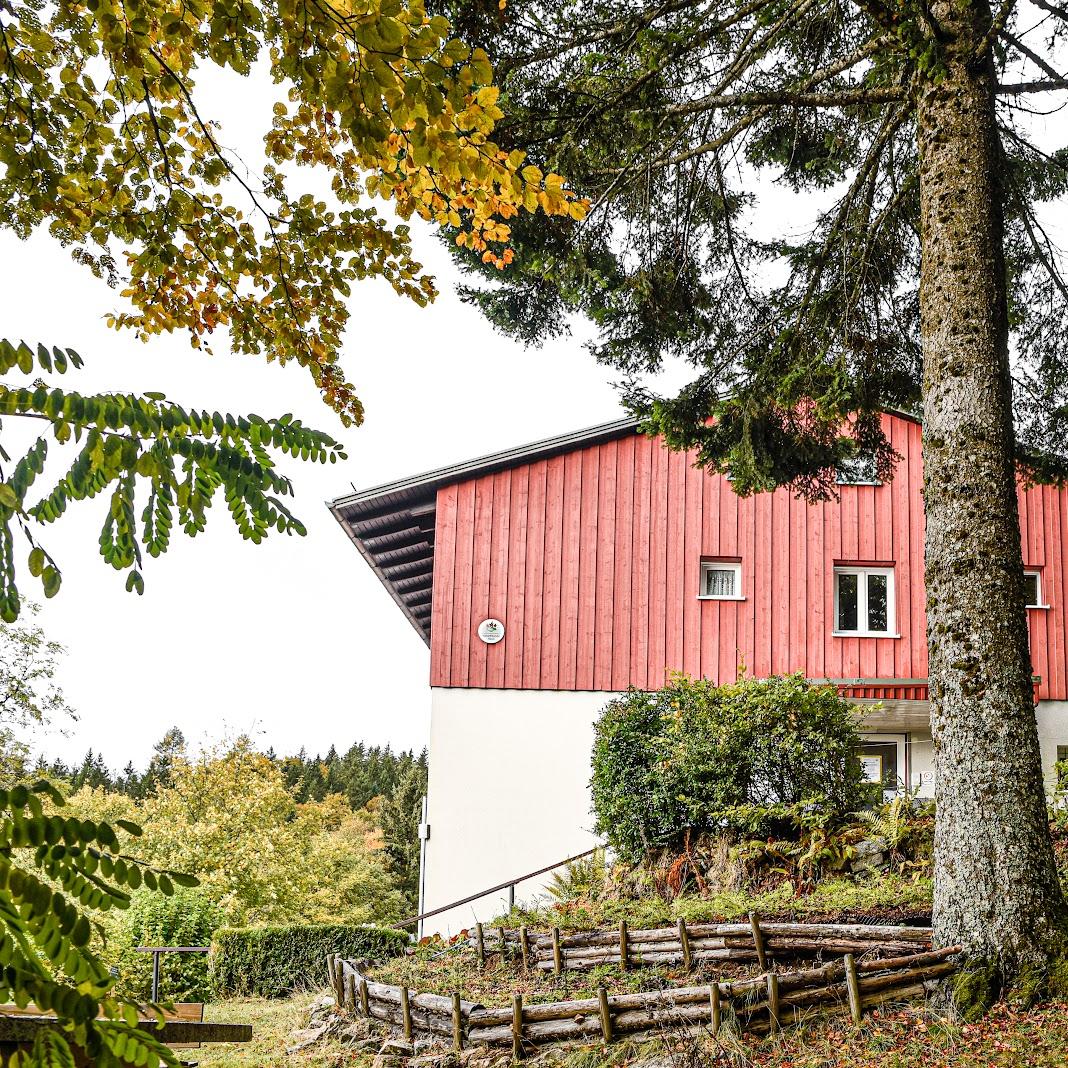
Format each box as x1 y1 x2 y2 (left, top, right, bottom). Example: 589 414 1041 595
917 0 1068 987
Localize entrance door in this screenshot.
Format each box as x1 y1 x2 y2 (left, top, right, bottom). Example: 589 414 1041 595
858 737 905 797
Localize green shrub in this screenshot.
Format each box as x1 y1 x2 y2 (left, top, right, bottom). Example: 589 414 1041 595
210 923 410 998
591 673 868 863
113 887 223 1002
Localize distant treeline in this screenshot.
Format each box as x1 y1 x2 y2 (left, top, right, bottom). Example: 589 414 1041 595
34 729 429 908
34 728 427 809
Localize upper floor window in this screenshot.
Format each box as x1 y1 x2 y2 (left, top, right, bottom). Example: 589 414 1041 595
1025 570 1047 608
699 560 743 600
834 566 895 636
836 453 880 485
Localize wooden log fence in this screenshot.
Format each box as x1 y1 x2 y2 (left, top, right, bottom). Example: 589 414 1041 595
329 940 958 1055
468 920 933 973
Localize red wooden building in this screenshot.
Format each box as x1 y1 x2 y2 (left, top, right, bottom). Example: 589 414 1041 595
331 411 1068 933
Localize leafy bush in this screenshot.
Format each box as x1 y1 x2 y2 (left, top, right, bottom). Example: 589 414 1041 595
591 673 869 863
210 923 409 998
113 887 223 1003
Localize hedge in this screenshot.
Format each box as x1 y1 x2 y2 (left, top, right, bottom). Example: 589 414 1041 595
210 923 410 998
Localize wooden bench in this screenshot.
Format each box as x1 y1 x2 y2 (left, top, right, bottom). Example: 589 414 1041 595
0 1012 251 1065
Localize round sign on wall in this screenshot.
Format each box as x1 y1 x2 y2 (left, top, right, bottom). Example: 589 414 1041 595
477 618 505 644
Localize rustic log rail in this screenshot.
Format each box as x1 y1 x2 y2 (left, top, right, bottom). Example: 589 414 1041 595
328 934 958 1055
469 918 933 972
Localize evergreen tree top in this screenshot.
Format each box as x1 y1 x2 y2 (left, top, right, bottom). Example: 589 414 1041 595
443 0 1068 495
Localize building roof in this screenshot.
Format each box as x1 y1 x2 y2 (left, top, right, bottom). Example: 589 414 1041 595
328 416 640 645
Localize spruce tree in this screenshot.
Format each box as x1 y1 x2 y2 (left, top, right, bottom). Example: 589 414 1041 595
443 0 1068 996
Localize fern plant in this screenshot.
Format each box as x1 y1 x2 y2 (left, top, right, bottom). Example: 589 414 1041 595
858 791 934 873
546 849 607 903
0 778 197 1067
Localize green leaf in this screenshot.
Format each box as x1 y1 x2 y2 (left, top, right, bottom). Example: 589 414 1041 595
41 567 62 599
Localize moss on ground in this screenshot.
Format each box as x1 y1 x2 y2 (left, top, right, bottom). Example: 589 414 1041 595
498 873 932 932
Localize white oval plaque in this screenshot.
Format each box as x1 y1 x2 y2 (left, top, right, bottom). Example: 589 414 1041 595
477 618 505 644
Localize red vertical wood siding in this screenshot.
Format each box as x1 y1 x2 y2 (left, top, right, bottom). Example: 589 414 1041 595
429 412 1068 699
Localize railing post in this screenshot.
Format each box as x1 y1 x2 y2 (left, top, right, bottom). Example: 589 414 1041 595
597 986 613 1043
400 986 413 1043
511 994 523 1060
749 911 768 970
452 991 464 1052
151 950 161 1003
844 953 863 1025
677 918 692 971
766 973 780 1034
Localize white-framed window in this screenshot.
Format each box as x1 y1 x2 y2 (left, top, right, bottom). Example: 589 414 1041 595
1025 570 1048 608
836 453 880 485
833 566 895 636
699 560 743 600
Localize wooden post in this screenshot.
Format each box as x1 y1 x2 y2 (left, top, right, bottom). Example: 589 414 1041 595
844 953 863 1025
333 958 345 1004
597 986 613 1044
511 994 523 1060
499 927 508 963
677 918 692 971
400 985 413 1043
476 922 486 969
749 911 768 970
552 927 562 975
619 919 628 970
358 977 369 1017
344 970 356 1011
519 925 530 975
709 983 721 1035
765 972 780 1034
452 992 464 1052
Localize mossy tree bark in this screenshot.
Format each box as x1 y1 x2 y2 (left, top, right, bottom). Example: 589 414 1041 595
918 0 1068 988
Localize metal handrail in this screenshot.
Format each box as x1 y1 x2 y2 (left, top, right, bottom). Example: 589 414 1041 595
397 846 601 930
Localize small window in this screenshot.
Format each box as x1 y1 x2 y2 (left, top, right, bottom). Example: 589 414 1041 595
836 453 880 485
699 560 742 600
1025 571 1045 608
834 567 895 636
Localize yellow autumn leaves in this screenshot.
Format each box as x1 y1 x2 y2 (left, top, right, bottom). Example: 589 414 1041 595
3 0 585 425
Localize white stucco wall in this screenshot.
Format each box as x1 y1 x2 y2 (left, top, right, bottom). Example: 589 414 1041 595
1037 701 1068 793
419 693 1068 937
420 688 609 937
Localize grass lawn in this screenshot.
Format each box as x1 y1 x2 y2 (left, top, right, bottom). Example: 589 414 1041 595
196 993 352 1068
